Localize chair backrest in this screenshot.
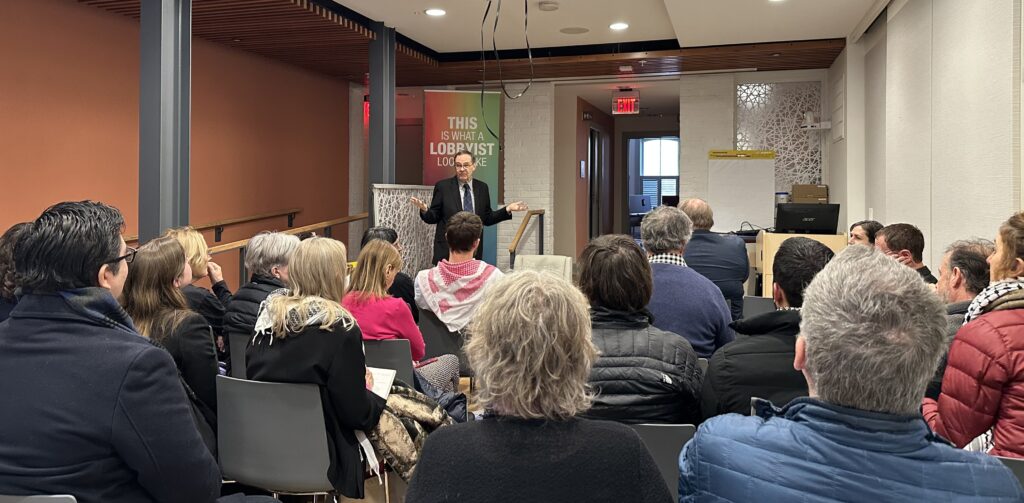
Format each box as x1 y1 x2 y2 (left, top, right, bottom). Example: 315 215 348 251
514 255 573 281
363 339 415 385
628 423 697 502
999 456 1024 488
697 358 709 376
228 332 249 379
418 309 471 377
0 497 77 503
216 376 333 494
742 296 776 319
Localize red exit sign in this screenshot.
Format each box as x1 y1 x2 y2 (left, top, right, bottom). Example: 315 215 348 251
612 90 640 115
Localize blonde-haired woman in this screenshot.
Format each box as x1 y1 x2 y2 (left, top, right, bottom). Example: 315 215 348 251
121 237 219 418
343 240 425 360
246 237 385 498
344 240 459 391
406 271 671 503
164 226 232 354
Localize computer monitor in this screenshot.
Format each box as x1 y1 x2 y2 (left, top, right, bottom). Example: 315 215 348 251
629 195 652 214
661 195 680 207
774 203 840 234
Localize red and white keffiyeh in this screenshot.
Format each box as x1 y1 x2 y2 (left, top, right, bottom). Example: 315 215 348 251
415 259 503 332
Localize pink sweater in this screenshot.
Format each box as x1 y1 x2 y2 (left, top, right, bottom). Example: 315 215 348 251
342 293 425 361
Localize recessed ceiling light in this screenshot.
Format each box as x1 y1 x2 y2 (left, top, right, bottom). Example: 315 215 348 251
771 53 781 57
610 22 629 30
619 65 633 72
560 27 589 35
425 8 446 16
769 0 785 2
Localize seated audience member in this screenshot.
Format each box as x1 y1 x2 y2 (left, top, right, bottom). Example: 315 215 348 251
165 226 233 355
641 205 733 358
0 201 221 503
679 198 749 320
361 226 417 321
406 271 671 503
876 223 937 283
0 222 29 321
345 240 425 360
848 219 883 246
927 239 994 399
924 213 1024 457
701 237 834 419
223 231 300 367
579 235 702 424
121 236 219 419
345 240 460 392
680 245 1023 501
247 237 386 499
415 212 503 333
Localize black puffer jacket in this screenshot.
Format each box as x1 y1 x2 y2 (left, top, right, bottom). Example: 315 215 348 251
700 309 807 419
584 308 703 424
223 274 286 339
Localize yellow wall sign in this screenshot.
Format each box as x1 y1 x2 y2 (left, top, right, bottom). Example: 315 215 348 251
708 150 776 159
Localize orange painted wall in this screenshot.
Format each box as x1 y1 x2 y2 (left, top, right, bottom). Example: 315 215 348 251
0 0 350 289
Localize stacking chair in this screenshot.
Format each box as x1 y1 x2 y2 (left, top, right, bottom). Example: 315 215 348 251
0 497 77 503
363 339 415 385
227 332 249 379
216 376 335 499
418 309 471 378
628 423 697 502
999 456 1024 488
742 296 776 319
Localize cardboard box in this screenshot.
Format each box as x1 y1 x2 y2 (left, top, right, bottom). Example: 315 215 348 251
791 184 829 204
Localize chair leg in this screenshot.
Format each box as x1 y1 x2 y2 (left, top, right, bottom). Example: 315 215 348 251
384 469 391 503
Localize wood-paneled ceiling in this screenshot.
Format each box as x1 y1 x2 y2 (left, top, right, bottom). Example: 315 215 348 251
78 0 844 86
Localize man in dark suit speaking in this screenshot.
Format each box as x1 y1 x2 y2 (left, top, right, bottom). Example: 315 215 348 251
411 149 527 264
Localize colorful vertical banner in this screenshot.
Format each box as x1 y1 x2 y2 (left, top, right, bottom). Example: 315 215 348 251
423 90 502 265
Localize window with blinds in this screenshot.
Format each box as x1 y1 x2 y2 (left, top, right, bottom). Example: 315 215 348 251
638 137 680 205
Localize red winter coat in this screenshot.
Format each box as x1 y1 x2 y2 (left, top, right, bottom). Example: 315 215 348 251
923 308 1024 458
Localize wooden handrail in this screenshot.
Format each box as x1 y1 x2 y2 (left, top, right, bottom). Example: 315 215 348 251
508 209 546 253
125 207 302 243
209 212 369 255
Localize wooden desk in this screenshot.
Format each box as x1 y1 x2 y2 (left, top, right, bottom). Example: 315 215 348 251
754 231 848 297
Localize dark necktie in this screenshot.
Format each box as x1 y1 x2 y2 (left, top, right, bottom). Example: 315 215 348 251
462 184 474 213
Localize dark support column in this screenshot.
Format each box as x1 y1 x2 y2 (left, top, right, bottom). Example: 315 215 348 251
368 21 396 223
139 0 191 242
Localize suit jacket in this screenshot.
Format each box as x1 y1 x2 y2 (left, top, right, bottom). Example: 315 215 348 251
0 293 221 503
420 176 512 264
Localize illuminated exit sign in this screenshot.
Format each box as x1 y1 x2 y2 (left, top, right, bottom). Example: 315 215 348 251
612 90 640 115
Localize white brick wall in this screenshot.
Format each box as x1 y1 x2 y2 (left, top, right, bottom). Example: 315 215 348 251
679 75 736 200
497 82 556 271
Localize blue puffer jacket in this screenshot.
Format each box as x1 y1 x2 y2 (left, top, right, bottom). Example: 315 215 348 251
679 398 1024 502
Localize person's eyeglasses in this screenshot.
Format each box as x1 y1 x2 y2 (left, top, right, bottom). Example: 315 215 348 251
455 163 473 169
109 246 137 265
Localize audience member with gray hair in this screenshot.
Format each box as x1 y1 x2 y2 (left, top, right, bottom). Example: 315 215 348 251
926 239 995 399
680 245 1023 501
924 212 1024 458
223 231 301 375
642 205 733 358
679 198 750 320
407 271 671 503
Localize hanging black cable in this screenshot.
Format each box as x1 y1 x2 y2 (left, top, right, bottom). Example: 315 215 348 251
479 0 536 145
